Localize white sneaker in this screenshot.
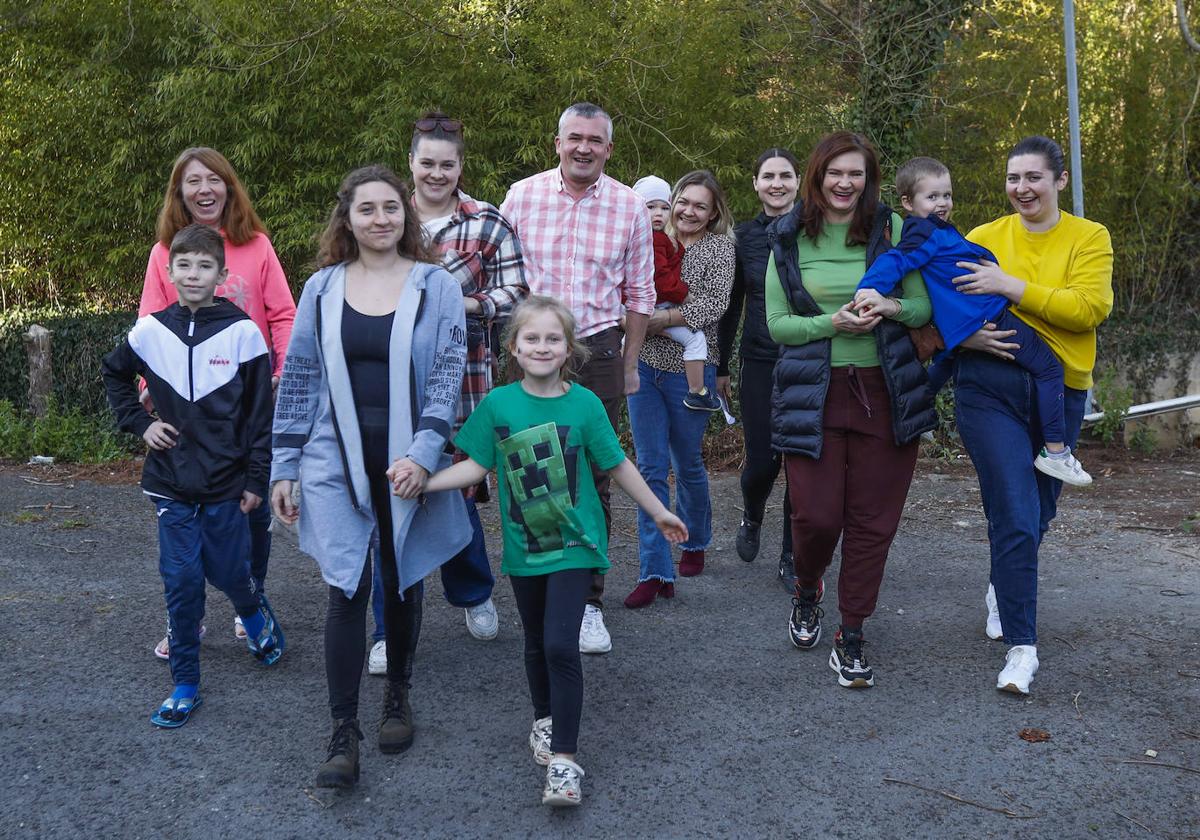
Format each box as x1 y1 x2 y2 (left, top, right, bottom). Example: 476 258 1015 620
529 716 553 766
1034 448 1092 486
997 644 1039 694
542 757 584 807
234 615 247 640
984 584 1003 641
368 639 387 676
465 598 499 640
578 605 611 654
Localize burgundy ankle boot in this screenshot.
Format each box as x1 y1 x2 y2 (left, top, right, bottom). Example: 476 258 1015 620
679 550 705 577
624 579 664 608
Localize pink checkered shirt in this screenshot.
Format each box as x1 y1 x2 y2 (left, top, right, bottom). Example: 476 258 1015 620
500 168 655 337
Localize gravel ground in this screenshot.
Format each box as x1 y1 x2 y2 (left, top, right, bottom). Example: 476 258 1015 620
1 451 1197 839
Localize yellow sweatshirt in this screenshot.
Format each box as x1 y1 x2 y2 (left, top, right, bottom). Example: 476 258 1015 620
968 212 1113 390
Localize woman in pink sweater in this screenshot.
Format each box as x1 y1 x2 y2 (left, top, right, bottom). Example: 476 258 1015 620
140 147 296 660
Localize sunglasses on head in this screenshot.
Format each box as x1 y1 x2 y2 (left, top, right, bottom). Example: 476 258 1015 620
414 117 462 133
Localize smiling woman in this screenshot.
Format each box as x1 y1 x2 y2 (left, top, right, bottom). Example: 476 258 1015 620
138 147 296 662
624 170 735 608
271 163 469 790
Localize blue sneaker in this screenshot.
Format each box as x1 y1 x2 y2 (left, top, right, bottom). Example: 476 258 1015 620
245 595 285 666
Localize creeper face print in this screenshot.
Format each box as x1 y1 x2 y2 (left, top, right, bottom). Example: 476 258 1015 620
496 421 597 562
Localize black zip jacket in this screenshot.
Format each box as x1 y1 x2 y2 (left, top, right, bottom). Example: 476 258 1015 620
717 212 783 376
768 204 936 457
102 298 273 503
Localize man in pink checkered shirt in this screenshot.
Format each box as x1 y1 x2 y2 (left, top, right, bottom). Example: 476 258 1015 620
501 102 656 656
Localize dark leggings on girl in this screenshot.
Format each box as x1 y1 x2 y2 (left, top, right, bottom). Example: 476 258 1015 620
739 357 793 554
509 568 592 755
325 415 423 721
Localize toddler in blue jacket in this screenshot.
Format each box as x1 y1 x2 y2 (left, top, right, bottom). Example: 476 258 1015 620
854 157 1091 487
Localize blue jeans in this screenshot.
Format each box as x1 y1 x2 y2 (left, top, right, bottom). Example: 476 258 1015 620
627 360 714 582
372 497 492 641
953 352 1086 646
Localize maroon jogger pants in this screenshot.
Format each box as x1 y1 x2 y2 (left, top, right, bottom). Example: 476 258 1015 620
784 365 918 628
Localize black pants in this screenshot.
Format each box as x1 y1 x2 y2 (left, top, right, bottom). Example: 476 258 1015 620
739 357 792 555
578 326 625 610
509 568 592 754
325 419 423 721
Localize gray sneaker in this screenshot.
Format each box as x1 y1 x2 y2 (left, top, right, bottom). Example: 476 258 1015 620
465 598 499 640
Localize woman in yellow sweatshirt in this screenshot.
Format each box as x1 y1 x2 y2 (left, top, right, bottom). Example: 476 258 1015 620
951 136 1113 696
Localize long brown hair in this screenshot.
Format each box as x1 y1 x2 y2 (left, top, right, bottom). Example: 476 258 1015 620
155 147 267 248
799 131 880 246
316 165 438 267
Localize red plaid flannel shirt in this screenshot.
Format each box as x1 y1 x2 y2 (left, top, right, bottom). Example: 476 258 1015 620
426 192 528 430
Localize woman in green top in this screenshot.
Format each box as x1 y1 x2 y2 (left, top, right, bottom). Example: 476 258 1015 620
764 131 936 689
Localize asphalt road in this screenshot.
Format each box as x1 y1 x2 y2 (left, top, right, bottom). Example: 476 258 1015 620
1 460 1197 839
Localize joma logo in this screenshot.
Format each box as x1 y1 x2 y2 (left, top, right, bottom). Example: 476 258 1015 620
208 357 231 366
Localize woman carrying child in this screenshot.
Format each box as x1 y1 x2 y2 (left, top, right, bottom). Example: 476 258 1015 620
950 136 1113 695
766 131 935 689
716 148 802 589
140 147 297 660
270 165 470 788
409 295 686 807
624 170 735 606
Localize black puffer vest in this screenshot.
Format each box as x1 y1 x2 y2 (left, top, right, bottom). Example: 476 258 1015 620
768 203 936 458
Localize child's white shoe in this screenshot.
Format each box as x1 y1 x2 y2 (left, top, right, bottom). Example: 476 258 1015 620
529 716 553 766
542 757 584 807
1034 448 1092 486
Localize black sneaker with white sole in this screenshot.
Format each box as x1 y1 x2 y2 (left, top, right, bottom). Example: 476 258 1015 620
829 628 874 688
683 389 722 412
788 590 823 649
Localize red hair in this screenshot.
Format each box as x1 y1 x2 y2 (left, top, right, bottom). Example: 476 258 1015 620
155 147 268 248
799 132 881 246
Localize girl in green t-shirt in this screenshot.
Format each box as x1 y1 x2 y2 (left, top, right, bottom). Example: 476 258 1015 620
391 295 686 809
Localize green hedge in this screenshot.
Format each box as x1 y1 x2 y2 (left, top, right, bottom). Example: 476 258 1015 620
0 308 136 416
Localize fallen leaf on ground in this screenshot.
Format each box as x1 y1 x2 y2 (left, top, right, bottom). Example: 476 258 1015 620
1019 728 1051 742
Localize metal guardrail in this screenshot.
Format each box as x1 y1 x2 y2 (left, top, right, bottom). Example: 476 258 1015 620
1083 394 1200 425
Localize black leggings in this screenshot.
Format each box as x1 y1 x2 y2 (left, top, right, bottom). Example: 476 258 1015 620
739 357 792 554
509 568 592 754
325 420 423 720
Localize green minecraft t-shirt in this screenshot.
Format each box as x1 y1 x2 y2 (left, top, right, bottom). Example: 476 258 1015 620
454 381 626 576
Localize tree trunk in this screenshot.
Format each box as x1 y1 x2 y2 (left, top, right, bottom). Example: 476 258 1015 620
24 324 53 418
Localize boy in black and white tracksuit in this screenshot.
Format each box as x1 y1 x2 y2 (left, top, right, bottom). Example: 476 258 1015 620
102 224 284 728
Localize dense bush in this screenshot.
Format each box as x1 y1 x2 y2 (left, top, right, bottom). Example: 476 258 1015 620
0 308 136 415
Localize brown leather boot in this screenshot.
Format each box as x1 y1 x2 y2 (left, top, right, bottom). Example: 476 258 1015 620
315 718 362 788
379 683 414 754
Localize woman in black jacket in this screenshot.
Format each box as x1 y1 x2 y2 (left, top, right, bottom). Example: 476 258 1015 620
765 132 935 689
717 148 801 590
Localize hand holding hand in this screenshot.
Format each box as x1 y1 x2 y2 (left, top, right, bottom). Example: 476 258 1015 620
830 302 881 334
388 458 429 499
240 491 262 514
271 480 298 524
654 510 689 544
142 420 178 450
852 289 901 320
959 322 1020 360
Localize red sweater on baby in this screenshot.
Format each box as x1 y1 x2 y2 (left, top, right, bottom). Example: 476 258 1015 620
653 230 688 305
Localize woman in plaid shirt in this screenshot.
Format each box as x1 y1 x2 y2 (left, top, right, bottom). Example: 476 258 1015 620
367 112 528 668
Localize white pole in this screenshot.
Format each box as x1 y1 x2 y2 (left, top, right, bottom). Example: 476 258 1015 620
1063 0 1085 216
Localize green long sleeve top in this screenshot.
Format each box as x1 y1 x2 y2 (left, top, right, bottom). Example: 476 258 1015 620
765 217 931 367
